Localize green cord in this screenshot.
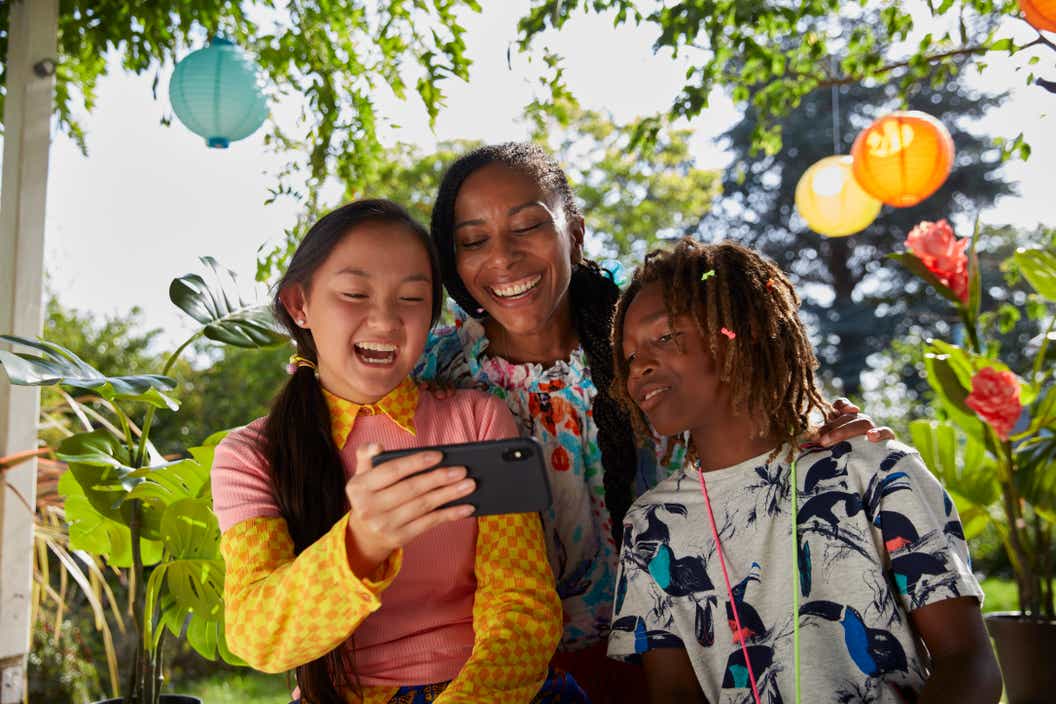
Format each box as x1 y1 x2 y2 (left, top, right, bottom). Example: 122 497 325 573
790 454 801 704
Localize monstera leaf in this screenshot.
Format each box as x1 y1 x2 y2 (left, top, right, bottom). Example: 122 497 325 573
0 336 177 408
58 468 164 567
144 498 240 663
169 256 288 348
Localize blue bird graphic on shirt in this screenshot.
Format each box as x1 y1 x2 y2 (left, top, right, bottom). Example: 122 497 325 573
800 600 907 677
725 562 766 642
803 441 852 493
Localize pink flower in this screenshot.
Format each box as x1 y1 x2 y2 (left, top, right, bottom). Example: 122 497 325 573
965 367 1023 440
905 219 969 303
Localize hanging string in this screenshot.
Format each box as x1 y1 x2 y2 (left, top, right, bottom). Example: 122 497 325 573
698 465 762 704
831 55 842 155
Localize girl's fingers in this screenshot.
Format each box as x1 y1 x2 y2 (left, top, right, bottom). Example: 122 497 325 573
385 473 476 526
370 465 469 514
359 448 445 490
397 502 477 544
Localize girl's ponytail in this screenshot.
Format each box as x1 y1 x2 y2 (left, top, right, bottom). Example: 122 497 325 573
263 362 354 703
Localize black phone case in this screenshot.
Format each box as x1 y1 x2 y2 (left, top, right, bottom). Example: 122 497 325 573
371 437 552 516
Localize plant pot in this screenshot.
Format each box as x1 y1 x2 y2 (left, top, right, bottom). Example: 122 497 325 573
93 696 202 704
984 611 1056 704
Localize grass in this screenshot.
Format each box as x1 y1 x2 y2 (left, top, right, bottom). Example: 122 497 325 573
981 576 1019 613
176 669 291 704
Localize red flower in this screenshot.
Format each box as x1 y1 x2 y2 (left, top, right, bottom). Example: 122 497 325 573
965 367 1022 440
905 219 969 303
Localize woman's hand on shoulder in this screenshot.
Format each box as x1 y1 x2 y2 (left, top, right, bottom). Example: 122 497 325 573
817 398 896 447
343 443 476 578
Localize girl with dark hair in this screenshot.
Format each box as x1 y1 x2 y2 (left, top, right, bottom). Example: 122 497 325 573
210 199 578 704
416 143 893 701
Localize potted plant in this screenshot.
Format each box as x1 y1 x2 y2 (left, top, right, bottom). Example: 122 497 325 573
890 220 1056 703
0 258 287 704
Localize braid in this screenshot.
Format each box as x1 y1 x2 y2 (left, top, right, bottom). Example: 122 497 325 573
569 262 638 543
432 142 640 538
612 238 831 461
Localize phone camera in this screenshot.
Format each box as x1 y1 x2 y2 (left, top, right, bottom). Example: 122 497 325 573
502 446 532 462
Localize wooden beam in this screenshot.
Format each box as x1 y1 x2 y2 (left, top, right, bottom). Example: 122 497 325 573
0 1 58 701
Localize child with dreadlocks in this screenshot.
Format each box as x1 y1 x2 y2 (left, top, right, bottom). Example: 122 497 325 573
605 238 1001 704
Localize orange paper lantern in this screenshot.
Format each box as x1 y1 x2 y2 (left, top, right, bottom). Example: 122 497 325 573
1019 0 1056 32
794 155 882 237
851 111 954 208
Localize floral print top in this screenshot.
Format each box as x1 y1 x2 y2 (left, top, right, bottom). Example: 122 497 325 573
416 312 685 651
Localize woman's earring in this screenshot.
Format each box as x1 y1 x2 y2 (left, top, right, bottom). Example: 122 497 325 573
296 318 306 326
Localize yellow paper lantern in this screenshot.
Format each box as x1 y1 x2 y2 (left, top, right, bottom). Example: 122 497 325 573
794 155 882 237
851 111 954 207
1019 0 1056 32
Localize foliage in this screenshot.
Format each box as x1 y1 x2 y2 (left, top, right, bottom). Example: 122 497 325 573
519 0 1056 156
698 71 1013 394
27 620 103 703
529 97 721 259
257 100 720 282
0 0 482 200
0 258 286 703
894 221 1056 618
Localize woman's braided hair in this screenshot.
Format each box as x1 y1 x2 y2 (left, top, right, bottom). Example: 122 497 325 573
431 142 638 539
611 238 831 458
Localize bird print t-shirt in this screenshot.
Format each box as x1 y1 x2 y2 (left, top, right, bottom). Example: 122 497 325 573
607 437 983 703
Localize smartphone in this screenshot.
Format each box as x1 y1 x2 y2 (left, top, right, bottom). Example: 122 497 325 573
371 437 551 516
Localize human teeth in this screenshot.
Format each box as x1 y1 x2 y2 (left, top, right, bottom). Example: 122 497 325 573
643 388 667 402
491 276 541 298
356 342 397 352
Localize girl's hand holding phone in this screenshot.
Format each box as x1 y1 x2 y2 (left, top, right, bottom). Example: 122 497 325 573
343 443 476 578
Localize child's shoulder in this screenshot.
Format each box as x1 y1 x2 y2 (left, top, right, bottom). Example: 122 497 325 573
214 417 267 453
417 386 514 438
798 436 933 481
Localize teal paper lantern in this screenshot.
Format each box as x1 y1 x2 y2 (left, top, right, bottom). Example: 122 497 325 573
169 37 268 149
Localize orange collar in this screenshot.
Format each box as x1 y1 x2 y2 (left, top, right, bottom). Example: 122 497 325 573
322 377 419 448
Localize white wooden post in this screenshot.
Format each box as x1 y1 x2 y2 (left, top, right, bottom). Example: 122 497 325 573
0 1 58 701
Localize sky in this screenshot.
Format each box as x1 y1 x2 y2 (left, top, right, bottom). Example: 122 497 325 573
26 2 1056 349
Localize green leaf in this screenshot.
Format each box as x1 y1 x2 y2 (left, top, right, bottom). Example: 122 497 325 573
910 419 999 527
127 455 211 508
888 253 965 306
0 335 175 400
1015 436 1056 515
59 469 164 567
169 257 288 349
1013 248 1056 302
145 499 229 662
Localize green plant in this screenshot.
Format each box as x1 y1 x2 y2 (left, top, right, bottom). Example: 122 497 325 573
892 220 1056 619
0 257 287 703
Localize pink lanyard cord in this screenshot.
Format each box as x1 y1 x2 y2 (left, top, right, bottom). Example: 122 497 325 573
698 466 763 704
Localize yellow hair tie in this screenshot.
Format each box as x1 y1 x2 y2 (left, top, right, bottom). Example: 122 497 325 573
288 354 317 373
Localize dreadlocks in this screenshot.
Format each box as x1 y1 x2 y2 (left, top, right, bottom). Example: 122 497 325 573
611 238 831 458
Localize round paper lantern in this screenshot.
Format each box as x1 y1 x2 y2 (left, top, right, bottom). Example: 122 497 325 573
169 37 269 149
851 111 954 208
794 155 882 237
1019 0 1056 32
